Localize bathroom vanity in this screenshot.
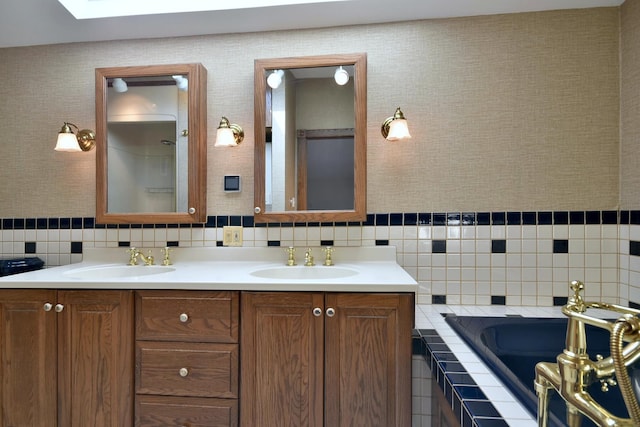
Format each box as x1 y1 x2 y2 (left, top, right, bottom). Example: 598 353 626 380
0 247 416 427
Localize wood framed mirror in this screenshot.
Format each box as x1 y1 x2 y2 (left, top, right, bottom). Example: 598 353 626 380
95 63 207 224
254 53 367 223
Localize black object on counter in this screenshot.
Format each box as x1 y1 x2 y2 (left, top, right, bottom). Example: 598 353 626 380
0 257 45 276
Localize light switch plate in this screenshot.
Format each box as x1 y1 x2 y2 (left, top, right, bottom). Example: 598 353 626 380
223 226 243 246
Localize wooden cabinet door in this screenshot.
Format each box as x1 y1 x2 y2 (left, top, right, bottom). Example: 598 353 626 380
324 293 413 427
241 292 324 427
0 289 57 427
57 290 134 427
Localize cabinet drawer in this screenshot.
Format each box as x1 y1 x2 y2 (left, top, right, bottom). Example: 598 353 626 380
136 290 239 342
136 395 238 427
136 341 238 398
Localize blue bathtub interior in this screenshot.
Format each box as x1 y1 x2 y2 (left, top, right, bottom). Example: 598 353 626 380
444 315 638 427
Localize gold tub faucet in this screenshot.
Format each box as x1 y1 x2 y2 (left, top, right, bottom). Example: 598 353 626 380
535 281 640 427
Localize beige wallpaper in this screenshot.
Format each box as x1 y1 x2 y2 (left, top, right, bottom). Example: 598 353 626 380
621 0 640 210
0 7 620 218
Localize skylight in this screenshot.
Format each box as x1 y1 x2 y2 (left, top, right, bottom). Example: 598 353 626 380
58 0 350 19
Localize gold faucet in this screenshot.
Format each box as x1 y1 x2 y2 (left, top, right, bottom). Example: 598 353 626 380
285 247 296 266
161 247 173 266
126 247 155 266
127 247 138 265
535 281 640 427
304 248 315 266
322 246 334 266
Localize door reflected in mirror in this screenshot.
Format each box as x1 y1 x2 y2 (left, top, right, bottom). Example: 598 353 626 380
254 54 367 223
285 128 355 211
95 64 207 224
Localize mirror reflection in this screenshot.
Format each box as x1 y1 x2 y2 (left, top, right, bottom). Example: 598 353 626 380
106 75 189 214
266 66 355 211
95 64 207 224
254 54 367 223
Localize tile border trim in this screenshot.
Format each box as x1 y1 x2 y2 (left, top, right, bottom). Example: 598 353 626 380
0 210 636 229
413 330 509 426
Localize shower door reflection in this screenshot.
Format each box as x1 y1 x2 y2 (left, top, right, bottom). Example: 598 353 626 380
105 77 189 214
107 121 183 213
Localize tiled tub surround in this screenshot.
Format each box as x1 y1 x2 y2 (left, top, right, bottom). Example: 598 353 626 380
413 304 567 427
1 210 640 307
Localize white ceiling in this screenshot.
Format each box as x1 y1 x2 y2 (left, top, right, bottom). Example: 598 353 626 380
0 0 624 49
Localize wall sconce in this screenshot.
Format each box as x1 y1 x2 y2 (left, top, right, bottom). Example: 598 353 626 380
267 70 284 89
381 107 412 141
214 116 244 147
112 78 128 92
172 75 188 91
334 66 349 85
54 122 96 152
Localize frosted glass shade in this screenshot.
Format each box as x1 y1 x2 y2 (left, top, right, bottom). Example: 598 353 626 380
55 133 82 152
214 127 237 147
386 119 411 141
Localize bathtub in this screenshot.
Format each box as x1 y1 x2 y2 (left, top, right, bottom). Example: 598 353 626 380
444 315 633 427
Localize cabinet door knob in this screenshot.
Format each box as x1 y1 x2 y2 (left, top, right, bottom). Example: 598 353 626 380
312 307 322 317
179 367 189 377
43 303 53 312
179 313 189 323
326 307 336 317
55 304 64 312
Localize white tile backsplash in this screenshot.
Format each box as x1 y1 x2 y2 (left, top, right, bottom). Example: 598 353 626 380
1 215 639 307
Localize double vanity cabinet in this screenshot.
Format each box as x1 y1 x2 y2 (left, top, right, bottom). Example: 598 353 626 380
0 247 416 427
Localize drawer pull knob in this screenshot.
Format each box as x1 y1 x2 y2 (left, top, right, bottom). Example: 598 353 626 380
312 307 322 317
179 313 189 322
326 307 336 317
179 367 189 377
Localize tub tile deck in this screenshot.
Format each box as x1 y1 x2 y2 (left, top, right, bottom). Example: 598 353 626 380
414 304 563 426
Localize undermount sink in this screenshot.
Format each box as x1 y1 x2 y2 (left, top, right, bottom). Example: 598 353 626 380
64 265 175 280
250 266 358 280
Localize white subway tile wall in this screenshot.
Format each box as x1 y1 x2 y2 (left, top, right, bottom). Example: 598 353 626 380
411 355 432 427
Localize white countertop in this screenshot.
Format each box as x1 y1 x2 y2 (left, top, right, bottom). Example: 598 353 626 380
0 246 418 292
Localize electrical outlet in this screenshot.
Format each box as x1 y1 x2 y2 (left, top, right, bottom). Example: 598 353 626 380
223 226 243 246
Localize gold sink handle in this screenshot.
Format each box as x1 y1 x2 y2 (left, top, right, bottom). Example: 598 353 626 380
161 247 173 266
285 247 296 266
323 246 334 266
